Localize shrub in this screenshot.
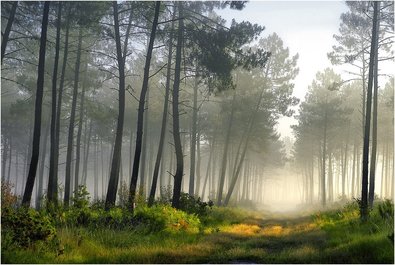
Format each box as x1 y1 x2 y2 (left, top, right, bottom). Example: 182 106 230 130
377 200 394 243
134 204 201 233
158 185 173 204
118 181 129 208
178 192 213 216
1 182 18 208
1 207 56 248
72 185 90 209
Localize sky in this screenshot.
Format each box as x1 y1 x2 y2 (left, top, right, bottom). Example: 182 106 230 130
217 1 349 139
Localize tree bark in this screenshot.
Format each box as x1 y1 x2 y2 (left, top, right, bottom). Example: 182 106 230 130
64 27 82 207
82 119 92 185
47 2 62 204
139 90 149 196
74 60 87 191
217 93 236 205
171 2 185 209
189 74 199 196
22 2 50 206
1 1 17 63
105 2 129 209
50 6 71 205
361 1 379 220
128 1 161 211
195 131 202 196
321 111 327 207
368 7 380 207
148 15 174 206
36 115 50 209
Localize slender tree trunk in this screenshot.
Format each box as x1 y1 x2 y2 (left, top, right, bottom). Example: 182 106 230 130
129 131 133 179
322 112 328 207
82 120 92 185
1 1 17 63
139 90 149 196
189 74 199 195
47 2 62 204
51 7 71 205
201 138 215 200
148 16 173 205
74 61 87 191
1 138 8 181
368 9 380 207
64 27 82 207
380 144 386 198
195 131 201 197
217 94 236 205
94 135 98 200
328 151 333 202
351 142 357 198
129 1 161 210
7 137 12 182
171 2 185 209
361 1 379 220
22 2 50 206
105 2 131 209
15 151 18 193
36 116 50 209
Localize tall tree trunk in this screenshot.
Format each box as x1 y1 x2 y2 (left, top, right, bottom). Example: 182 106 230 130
50 7 71 205
195 131 201 197
21 2 50 206
321 111 328 207
7 137 12 182
148 15 173 205
328 151 333 202
351 142 357 198
368 8 380 207
94 135 98 200
129 1 161 211
380 144 386 198
217 94 236 205
36 116 50 209
82 120 92 185
201 137 215 200
361 1 379 220
64 27 82 207
1 138 8 181
74 60 87 191
171 2 185 209
105 2 132 209
14 151 18 193
139 90 149 196
47 2 62 204
189 74 199 195
1 1 17 63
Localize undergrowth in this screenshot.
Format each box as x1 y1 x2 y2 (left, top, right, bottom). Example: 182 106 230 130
1 183 393 264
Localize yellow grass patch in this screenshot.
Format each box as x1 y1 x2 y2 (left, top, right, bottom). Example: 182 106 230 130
224 223 262 236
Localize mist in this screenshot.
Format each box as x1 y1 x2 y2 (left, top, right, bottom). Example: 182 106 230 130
1 1 394 264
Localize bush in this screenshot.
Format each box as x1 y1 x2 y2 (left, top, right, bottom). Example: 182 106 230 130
134 204 201 233
1 182 18 208
178 192 213 216
1 207 56 248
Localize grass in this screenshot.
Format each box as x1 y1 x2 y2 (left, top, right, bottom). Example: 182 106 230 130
2 203 394 264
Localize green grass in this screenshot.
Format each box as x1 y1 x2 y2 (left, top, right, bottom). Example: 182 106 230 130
2 204 394 264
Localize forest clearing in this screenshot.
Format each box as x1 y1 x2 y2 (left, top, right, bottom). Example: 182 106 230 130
1 1 394 264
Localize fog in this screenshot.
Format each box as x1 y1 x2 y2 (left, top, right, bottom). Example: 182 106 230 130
1 1 394 213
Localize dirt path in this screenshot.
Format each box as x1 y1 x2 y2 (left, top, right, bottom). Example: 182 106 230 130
203 214 327 263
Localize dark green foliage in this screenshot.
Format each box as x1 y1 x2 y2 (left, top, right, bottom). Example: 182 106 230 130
134 204 201 233
377 200 394 243
178 192 214 217
1 207 56 248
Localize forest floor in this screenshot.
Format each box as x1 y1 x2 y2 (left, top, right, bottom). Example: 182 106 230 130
2 202 394 264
